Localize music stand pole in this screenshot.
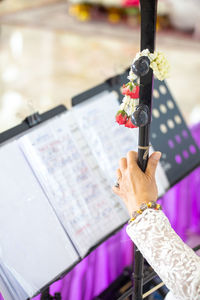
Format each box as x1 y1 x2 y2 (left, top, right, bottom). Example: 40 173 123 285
132 1 157 299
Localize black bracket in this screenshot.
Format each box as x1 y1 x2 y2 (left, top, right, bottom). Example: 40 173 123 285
131 104 149 127
25 112 41 128
106 75 121 88
131 56 150 77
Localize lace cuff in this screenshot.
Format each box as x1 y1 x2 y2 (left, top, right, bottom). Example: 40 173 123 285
126 209 200 300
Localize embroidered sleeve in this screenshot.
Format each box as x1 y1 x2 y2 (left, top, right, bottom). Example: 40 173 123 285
126 209 200 300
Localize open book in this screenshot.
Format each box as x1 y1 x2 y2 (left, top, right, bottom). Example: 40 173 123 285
0 90 170 300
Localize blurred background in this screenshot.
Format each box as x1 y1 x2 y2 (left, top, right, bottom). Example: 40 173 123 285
0 0 200 132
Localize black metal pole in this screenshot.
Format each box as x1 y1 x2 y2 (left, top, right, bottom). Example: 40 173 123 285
41 287 52 300
132 1 157 300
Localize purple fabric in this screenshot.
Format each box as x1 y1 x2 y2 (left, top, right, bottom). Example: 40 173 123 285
0 123 200 300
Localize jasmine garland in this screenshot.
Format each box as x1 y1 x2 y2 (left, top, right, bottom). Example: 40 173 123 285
116 49 170 128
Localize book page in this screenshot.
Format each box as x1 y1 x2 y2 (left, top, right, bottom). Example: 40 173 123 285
19 112 129 258
0 142 79 299
0 259 28 300
73 91 169 196
73 91 138 184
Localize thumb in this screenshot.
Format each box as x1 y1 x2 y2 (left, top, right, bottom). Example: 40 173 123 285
145 151 162 179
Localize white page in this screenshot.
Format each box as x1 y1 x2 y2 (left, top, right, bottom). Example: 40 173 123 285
73 91 138 184
19 113 129 258
73 91 169 196
0 260 28 300
0 142 79 299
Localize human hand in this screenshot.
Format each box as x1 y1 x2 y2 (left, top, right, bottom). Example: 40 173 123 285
112 151 161 216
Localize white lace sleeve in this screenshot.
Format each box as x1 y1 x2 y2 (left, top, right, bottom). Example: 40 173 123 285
126 209 200 300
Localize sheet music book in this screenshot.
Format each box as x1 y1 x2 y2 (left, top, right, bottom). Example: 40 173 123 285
0 106 129 299
72 90 169 196
19 112 128 258
0 84 195 300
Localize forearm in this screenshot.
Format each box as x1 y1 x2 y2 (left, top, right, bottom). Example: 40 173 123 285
126 209 200 300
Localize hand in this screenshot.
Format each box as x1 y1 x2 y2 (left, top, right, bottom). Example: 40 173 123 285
112 151 161 216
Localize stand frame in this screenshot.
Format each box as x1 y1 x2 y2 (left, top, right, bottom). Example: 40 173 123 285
133 1 157 299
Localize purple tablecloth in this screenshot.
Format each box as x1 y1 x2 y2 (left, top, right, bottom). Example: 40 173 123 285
1 123 200 300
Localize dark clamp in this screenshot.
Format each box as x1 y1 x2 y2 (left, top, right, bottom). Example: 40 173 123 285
131 104 149 127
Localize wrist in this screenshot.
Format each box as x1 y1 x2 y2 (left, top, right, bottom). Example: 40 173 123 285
128 201 162 224
127 195 157 216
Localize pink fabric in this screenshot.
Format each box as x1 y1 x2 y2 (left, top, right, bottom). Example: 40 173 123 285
122 0 140 7
0 123 199 300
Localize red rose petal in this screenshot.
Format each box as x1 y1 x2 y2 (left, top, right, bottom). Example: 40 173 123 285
116 112 127 125
125 117 137 128
122 85 139 99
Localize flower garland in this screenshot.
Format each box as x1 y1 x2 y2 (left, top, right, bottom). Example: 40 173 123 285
116 49 170 128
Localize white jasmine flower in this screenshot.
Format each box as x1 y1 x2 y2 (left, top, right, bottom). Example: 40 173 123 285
123 95 131 104
150 61 157 69
149 53 156 61
127 70 137 82
150 50 170 80
141 49 150 57
130 102 135 115
120 102 125 110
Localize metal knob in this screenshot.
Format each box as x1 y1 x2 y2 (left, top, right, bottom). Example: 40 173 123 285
131 56 150 77
131 105 149 127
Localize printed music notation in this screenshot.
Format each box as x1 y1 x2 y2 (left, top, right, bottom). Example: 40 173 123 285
19 90 168 257
73 92 138 184
19 111 128 257
73 91 169 196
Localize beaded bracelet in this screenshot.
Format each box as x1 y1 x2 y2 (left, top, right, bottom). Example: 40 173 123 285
128 201 162 224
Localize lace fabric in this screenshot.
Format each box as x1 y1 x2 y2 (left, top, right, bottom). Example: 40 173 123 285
126 209 200 300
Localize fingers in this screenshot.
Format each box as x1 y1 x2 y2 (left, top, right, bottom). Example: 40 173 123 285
127 151 138 166
119 151 138 171
114 169 122 190
113 169 122 194
127 151 141 178
112 185 121 196
145 151 162 179
116 168 122 180
119 157 127 170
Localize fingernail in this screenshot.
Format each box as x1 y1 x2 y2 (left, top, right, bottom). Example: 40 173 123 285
153 151 162 161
